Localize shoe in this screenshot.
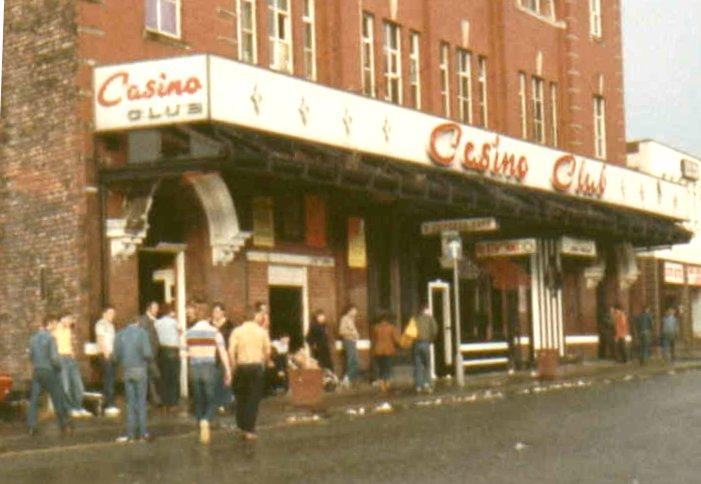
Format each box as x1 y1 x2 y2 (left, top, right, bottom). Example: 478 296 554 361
70 409 82 418
243 432 258 441
199 420 211 444
28 428 39 437
217 406 226 415
104 407 120 417
80 409 93 417
115 435 134 444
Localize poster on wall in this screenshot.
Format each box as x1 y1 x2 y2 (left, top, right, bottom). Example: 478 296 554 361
347 217 367 269
687 265 701 287
252 196 275 248
305 194 327 248
664 261 685 285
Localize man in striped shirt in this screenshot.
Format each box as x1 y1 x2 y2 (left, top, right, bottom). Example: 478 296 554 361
185 302 231 444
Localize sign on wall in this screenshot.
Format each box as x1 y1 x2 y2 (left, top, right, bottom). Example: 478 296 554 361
421 217 499 236
252 196 274 248
347 217 367 269
664 261 685 285
686 265 701 287
560 237 597 258
475 238 537 258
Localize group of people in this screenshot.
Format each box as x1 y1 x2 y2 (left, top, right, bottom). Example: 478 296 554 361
27 300 272 443
600 303 680 365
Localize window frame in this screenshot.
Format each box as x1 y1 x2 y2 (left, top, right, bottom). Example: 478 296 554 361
408 31 421 109
439 42 451 117
268 0 293 73
456 48 472 124
531 76 545 144
593 95 607 159
360 12 376 97
302 0 316 80
477 55 488 128
383 21 403 105
589 0 602 38
550 82 558 147
145 0 182 39
519 0 555 20
237 0 258 64
518 72 528 139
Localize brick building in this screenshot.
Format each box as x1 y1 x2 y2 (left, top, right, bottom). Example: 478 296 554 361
0 0 691 384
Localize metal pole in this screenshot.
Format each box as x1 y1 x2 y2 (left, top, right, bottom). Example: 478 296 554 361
176 251 188 398
453 256 465 386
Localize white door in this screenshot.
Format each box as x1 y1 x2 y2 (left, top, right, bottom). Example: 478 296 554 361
428 280 452 378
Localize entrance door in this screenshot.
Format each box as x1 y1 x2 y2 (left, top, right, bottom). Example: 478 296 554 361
269 286 304 352
428 280 452 377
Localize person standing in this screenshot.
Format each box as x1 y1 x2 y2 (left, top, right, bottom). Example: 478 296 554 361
154 303 181 412
138 301 162 406
53 313 90 417
412 304 438 393
612 304 630 363
113 318 153 443
661 307 680 362
229 308 271 441
306 309 334 372
634 306 654 365
371 313 401 393
338 305 360 388
254 302 270 331
95 305 120 416
185 302 232 444
27 315 73 436
212 302 235 414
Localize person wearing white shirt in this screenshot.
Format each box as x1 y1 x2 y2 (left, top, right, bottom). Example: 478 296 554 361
95 306 119 416
154 304 181 411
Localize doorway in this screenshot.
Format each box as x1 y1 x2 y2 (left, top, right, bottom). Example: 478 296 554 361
138 251 175 311
269 286 304 352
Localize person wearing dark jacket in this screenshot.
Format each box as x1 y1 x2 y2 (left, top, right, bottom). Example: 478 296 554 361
27 315 73 436
212 302 236 413
138 301 162 406
306 310 334 371
634 307 654 365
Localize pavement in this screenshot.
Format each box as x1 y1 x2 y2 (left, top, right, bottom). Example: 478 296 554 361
1 355 700 457
2 356 701 483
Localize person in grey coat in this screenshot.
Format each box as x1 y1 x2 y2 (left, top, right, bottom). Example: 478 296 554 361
138 301 163 406
113 319 154 443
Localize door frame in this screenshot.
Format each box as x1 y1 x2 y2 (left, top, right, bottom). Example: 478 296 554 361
428 279 452 380
268 265 310 339
139 243 188 397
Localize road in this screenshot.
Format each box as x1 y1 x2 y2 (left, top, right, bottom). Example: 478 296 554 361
1 369 700 484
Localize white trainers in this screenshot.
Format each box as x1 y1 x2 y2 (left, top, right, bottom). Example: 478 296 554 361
199 420 211 444
79 408 93 417
70 409 82 418
104 407 121 417
115 435 133 444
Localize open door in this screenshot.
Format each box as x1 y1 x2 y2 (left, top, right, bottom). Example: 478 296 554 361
428 280 452 378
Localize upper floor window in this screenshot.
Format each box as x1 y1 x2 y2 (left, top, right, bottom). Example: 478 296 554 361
439 43 451 117
593 96 607 159
383 22 402 104
409 31 421 109
361 12 376 97
589 0 602 38
146 0 180 38
520 0 555 19
518 72 528 139
531 76 545 143
476 56 488 128
268 0 292 73
302 0 316 80
237 0 257 63
550 82 558 147
456 49 472 124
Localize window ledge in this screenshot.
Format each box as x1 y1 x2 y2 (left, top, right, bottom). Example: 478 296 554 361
515 4 567 29
143 29 190 50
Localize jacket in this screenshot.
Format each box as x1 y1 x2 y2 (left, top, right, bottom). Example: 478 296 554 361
29 329 61 371
613 309 629 340
414 314 438 342
138 314 160 358
372 322 401 356
635 312 654 335
306 322 333 370
114 324 153 379
338 315 360 341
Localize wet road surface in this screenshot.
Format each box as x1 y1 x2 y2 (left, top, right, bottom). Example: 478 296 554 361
2 369 700 483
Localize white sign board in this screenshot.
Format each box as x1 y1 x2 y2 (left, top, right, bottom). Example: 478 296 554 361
421 217 499 236
686 265 701 287
560 237 597 258
93 55 690 221
475 238 537 258
664 261 685 285
93 55 210 131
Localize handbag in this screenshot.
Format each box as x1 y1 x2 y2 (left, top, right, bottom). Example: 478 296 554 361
399 318 418 349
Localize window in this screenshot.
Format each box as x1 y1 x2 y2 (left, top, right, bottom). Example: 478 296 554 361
593 96 607 159
275 194 305 242
439 43 451 117
520 0 554 18
456 49 472 124
518 72 528 139
589 0 602 38
409 31 421 109
361 12 376 97
302 0 316 80
268 0 292 73
477 56 488 128
145 0 180 38
237 0 257 63
383 22 402 104
531 76 545 143
550 82 558 147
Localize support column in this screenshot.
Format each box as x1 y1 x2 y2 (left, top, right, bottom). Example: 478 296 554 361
530 239 565 356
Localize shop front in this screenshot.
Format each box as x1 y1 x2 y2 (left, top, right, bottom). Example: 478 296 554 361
93 55 691 374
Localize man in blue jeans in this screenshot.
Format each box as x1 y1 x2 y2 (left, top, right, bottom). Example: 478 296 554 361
412 303 438 393
27 315 73 436
113 318 153 443
186 302 231 444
